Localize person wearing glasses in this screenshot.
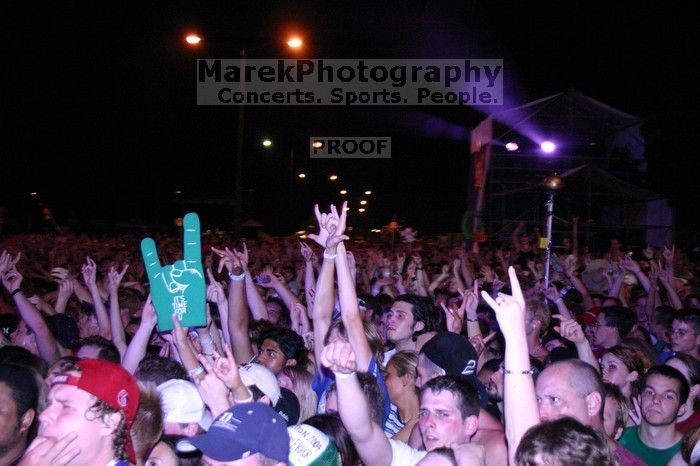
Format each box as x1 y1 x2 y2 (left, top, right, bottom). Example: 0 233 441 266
670 310 700 362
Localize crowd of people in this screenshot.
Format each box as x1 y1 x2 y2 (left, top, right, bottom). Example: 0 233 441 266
0 201 699 466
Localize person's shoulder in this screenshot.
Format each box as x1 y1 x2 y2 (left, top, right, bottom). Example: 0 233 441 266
388 438 426 466
614 443 646 466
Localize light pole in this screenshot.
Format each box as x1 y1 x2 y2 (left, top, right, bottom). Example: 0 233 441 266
262 140 303 232
185 33 303 239
543 174 564 288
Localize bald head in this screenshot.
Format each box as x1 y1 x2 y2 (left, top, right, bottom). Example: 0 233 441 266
536 359 605 428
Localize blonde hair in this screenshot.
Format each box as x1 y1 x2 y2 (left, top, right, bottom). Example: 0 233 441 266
131 382 163 464
281 365 318 423
388 350 418 380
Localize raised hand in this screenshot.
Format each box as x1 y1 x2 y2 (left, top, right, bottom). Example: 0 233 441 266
107 264 129 295
141 296 158 328
211 344 243 391
320 340 358 375
662 245 675 264
80 257 98 289
206 269 227 306
620 255 640 274
480 264 494 283
308 202 349 249
299 242 316 263
441 301 464 334
1 266 23 293
308 204 333 248
460 283 479 315
0 250 21 276
194 353 231 417
480 267 526 338
257 265 279 288
234 243 249 271
552 315 586 344
544 285 560 303
325 202 350 250
141 213 206 331
211 246 240 275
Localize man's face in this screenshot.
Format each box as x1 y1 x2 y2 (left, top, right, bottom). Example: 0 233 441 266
594 313 618 349
486 363 504 403
0 382 23 458
670 320 700 355
77 314 99 339
39 384 110 463
535 365 591 423
256 339 289 375
640 374 685 426
419 389 475 451
385 301 417 344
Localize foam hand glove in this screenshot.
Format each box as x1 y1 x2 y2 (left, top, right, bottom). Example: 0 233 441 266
141 213 206 331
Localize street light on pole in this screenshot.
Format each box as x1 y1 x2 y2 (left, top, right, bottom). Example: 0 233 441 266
184 33 304 239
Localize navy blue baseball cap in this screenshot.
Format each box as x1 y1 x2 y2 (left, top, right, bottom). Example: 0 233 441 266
184 403 289 462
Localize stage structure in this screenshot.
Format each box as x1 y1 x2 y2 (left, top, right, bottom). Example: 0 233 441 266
468 89 673 253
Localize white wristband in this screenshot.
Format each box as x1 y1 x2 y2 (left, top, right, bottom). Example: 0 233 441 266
334 371 356 379
229 272 246 281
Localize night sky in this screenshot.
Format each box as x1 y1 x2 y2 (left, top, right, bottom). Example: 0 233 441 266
4 2 698 241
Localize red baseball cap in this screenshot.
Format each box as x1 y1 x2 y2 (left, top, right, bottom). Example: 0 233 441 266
51 359 140 464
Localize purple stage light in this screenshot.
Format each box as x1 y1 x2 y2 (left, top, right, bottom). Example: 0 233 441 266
505 142 519 151
540 141 556 153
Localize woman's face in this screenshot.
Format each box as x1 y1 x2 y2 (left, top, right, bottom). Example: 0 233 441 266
600 353 634 390
385 362 411 402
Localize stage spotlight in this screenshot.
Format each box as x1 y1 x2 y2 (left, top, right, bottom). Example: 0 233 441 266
505 142 519 152
541 141 556 153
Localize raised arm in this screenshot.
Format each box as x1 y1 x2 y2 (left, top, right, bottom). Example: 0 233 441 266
237 245 269 322
53 279 74 314
122 296 157 373
620 256 651 294
321 341 393 466
428 264 450 295
331 204 374 370
257 265 303 315
1 252 58 364
659 246 683 310
563 256 595 311
300 242 317 316
481 267 539 465
553 314 598 372
107 264 129 359
308 204 339 373
206 268 230 347
213 246 255 364
81 257 112 339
